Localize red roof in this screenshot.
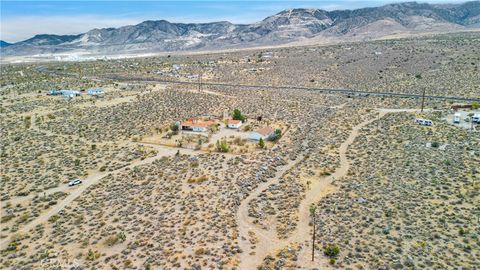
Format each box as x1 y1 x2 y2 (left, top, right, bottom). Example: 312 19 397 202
182 118 218 128
227 119 242 124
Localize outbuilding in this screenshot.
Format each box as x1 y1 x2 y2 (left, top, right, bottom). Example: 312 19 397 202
249 127 274 141
227 120 242 129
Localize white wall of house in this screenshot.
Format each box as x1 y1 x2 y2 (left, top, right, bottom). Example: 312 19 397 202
227 122 242 129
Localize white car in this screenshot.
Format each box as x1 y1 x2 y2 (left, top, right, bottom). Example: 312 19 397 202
473 114 480 124
68 179 82 186
453 113 461 124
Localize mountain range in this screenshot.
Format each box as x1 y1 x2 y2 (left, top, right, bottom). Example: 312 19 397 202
2 1 480 58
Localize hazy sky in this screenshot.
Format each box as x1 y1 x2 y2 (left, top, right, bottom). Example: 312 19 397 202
1 0 467 42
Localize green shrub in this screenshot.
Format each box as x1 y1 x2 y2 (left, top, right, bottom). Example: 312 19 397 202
324 244 340 258
472 102 480 110
86 249 100 261
48 214 60 223
258 138 265 149
216 140 229 152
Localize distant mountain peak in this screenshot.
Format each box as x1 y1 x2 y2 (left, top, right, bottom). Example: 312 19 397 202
2 1 479 58
0 40 12 47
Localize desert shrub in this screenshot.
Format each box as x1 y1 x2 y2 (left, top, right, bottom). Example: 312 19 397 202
216 140 229 152
190 160 199 167
258 138 265 149
48 215 60 223
188 175 208 184
431 142 440 148
324 244 340 258
86 249 101 261
124 259 132 267
17 213 29 223
170 122 179 134
195 247 205 256
1 214 15 223
6 240 19 251
472 101 480 110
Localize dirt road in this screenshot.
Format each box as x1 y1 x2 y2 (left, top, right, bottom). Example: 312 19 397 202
236 111 386 269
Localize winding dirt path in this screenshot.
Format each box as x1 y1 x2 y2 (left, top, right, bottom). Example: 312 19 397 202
237 155 305 269
237 111 386 269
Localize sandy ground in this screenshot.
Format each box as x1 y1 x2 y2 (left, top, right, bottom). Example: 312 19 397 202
0 143 190 249
235 109 441 269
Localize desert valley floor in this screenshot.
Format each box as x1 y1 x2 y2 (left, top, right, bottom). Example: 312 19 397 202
1 32 479 269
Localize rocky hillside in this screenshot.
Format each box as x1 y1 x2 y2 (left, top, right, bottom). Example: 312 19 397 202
3 1 480 57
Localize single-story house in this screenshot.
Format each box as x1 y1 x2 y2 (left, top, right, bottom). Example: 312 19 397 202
48 90 80 97
181 118 218 132
249 127 275 141
87 88 104 96
61 90 81 98
227 119 242 129
47 90 62 96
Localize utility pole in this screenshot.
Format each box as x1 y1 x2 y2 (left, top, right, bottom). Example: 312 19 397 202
421 88 426 113
198 74 202 92
416 74 424 112
310 204 317 262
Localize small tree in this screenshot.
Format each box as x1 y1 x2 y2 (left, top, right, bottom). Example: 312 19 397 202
232 109 246 122
268 129 282 141
170 122 179 135
258 138 265 149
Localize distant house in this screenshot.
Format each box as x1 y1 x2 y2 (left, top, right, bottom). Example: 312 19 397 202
181 118 218 132
227 119 242 129
61 90 81 98
87 88 104 96
249 127 274 141
48 90 80 97
47 90 62 96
